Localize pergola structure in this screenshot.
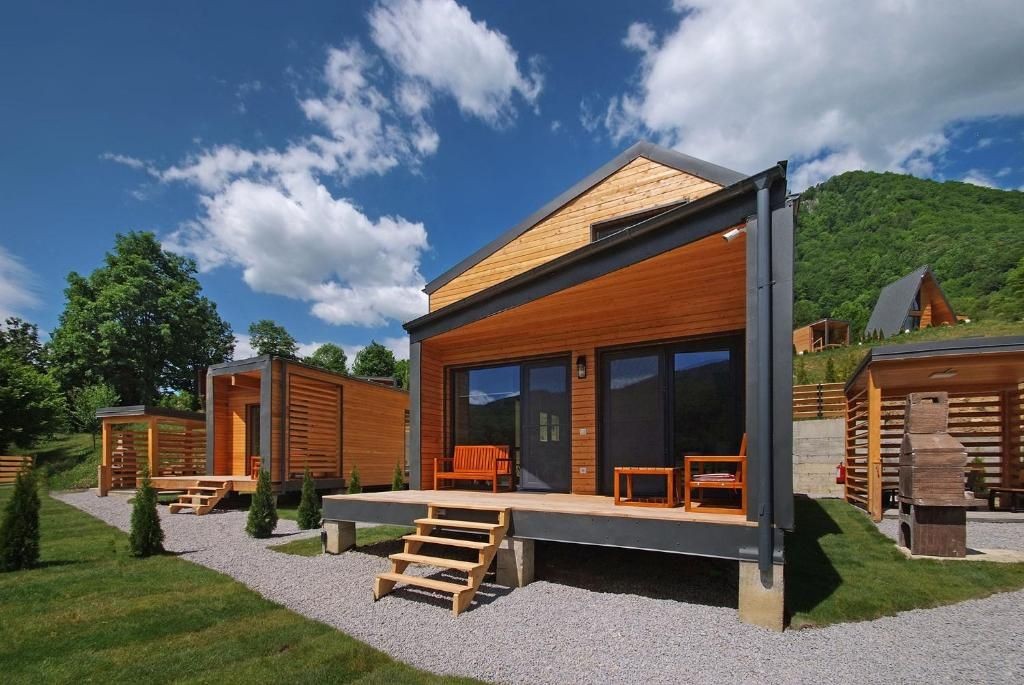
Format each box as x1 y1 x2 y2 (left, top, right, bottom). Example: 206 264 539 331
844 337 1024 520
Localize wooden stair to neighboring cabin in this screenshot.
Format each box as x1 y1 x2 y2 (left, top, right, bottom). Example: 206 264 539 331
373 503 510 616
168 480 230 515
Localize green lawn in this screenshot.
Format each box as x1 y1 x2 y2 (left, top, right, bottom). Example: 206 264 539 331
787 498 1024 628
0 488 477 684
27 433 100 491
270 526 415 557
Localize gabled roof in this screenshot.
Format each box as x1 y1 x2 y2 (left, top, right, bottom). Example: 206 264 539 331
864 266 955 337
423 140 747 295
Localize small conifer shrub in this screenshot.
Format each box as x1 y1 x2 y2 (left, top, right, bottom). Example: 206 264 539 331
392 462 405 491
0 467 41 571
129 466 164 558
296 467 321 530
347 464 362 494
246 469 278 538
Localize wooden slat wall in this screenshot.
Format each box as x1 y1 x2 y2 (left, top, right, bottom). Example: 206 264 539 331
0 456 33 485
287 372 341 478
1008 384 1024 487
420 232 746 494
792 326 813 355
430 157 723 311
155 421 206 477
108 424 147 489
793 382 846 420
844 389 869 506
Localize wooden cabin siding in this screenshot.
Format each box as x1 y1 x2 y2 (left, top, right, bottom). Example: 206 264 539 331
212 377 232 475
340 375 409 487
419 231 746 494
429 157 723 311
227 385 259 476
919 276 955 328
793 325 813 355
286 368 342 478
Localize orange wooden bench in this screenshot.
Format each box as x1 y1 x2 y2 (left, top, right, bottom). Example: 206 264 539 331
434 445 513 493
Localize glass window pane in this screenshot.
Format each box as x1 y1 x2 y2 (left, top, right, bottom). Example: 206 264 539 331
673 349 740 460
453 365 520 464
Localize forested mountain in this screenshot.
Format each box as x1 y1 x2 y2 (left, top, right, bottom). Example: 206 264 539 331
794 171 1024 335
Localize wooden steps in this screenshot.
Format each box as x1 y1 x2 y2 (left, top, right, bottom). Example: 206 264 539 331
373 503 510 616
168 480 230 515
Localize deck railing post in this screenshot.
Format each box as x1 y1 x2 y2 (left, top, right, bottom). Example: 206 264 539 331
147 416 159 479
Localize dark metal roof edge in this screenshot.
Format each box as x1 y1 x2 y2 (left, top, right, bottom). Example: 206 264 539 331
208 354 408 395
845 335 1024 392
422 140 747 295
406 163 786 336
95 405 205 421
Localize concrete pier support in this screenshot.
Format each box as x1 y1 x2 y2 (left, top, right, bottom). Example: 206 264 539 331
322 520 356 554
738 561 785 631
496 537 535 588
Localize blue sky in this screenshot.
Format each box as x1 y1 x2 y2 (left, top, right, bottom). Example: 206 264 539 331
2 1 1022 361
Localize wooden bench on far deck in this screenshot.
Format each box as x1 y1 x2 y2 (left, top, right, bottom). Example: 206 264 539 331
434 445 513 493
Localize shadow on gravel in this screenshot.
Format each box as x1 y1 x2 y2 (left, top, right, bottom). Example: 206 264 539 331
536 541 739 608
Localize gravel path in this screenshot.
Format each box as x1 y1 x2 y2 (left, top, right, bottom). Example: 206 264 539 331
56 491 1024 685
876 518 1024 551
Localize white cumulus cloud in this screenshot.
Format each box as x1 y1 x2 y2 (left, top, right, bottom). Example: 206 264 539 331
0 245 39 320
602 1 1024 189
369 0 543 126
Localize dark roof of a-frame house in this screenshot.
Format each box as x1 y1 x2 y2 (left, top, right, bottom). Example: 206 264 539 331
864 265 955 337
422 140 748 295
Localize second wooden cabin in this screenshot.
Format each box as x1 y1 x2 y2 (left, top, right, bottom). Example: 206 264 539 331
201 355 409 492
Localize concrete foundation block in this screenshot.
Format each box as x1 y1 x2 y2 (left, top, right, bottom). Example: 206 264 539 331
496 537 535 588
738 561 785 631
322 520 356 554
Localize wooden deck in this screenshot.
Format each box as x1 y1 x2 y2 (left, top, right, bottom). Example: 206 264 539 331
325 489 754 526
149 475 257 494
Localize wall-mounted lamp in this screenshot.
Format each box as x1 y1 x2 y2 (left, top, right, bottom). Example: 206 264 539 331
722 226 747 242
576 355 587 380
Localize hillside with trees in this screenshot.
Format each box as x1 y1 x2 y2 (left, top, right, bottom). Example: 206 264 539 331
795 171 1024 335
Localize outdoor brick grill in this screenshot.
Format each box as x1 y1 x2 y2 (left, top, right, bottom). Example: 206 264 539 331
897 392 968 557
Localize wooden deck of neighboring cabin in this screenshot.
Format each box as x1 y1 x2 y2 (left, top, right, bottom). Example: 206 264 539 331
149 475 257 494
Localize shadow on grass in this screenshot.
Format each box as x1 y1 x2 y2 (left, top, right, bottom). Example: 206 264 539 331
785 496 843 621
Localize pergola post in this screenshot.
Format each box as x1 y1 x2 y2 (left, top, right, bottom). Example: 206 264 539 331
867 369 883 521
1002 387 1015 488
147 416 159 479
97 418 112 497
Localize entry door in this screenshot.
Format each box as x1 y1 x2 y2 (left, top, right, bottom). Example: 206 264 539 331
600 349 666 495
520 359 571 492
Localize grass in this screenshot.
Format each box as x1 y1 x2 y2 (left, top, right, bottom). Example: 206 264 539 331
26 433 100 491
0 488 477 684
786 497 1024 628
270 526 415 557
795 318 1024 384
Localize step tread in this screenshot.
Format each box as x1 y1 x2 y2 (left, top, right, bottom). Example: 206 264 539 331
376 571 469 594
415 518 502 531
402 534 489 550
428 502 511 513
390 552 482 572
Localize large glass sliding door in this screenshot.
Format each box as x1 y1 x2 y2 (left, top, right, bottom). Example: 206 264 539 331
599 336 743 496
450 357 572 493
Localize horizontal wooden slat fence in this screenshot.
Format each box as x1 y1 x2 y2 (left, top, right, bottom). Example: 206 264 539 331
0 455 34 484
287 374 342 479
793 382 845 420
98 411 206 494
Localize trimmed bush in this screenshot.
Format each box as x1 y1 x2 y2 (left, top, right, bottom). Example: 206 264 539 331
392 462 405 491
295 467 321 530
347 465 361 494
0 467 41 571
129 466 164 558
246 469 278 538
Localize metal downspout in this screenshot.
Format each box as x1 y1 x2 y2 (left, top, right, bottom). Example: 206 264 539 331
755 182 774 579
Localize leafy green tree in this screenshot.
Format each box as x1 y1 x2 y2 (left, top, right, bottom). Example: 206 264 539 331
247 319 298 359
347 464 362 494
795 355 810 385
246 469 278 538
306 343 347 374
352 341 396 378
996 255 1024 321
0 467 40 571
793 299 820 328
49 231 234 404
824 356 839 383
68 383 120 449
157 389 197 411
296 467 321 530
394 359 409 389
128 466 164 557
392 462 405 491
0 319 64 450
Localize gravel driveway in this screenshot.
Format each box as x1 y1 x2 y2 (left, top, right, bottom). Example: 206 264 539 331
56 491 1024 685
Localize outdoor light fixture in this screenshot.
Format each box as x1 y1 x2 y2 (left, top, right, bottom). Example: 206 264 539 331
576 355 587 379
929 368 958 380
722 226 746 242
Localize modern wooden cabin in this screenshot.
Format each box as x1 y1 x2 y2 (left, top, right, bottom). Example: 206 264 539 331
322 141 795 628
865 266 957 338
793 318 850 354
844 337 1024 521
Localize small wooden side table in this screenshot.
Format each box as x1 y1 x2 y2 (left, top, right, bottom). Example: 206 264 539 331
613 466 683 508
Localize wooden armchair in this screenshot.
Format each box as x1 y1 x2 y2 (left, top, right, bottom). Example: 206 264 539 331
434 445 513 493
683 434 748 515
